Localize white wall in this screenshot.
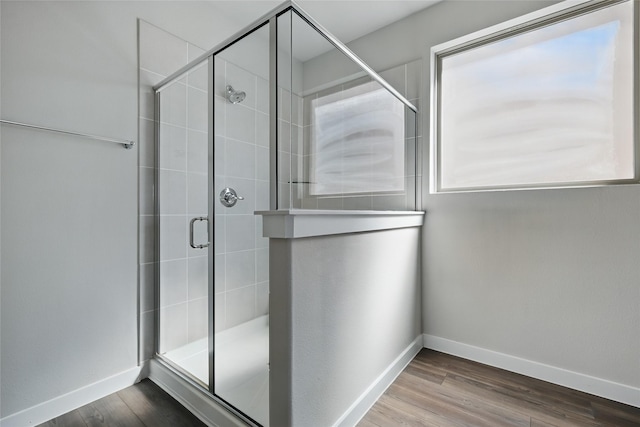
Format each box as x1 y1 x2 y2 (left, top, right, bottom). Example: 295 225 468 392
0 0 273 421
336 0 640 402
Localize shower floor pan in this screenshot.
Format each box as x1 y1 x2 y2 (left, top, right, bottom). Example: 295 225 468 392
164 315 269 426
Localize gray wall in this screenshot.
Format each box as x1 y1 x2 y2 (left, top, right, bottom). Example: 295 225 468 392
0 0 272 418
270 227 422 427
340 0 640 391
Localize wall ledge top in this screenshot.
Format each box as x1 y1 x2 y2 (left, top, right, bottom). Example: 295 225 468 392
256 209 425 238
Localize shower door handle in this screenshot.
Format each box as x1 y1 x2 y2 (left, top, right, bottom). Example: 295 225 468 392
189 217 210 249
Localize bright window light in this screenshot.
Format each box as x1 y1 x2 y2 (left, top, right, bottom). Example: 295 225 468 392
431 0 637 193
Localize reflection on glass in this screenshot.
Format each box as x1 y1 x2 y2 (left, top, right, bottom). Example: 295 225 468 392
438 1 634 191
311 81 405 195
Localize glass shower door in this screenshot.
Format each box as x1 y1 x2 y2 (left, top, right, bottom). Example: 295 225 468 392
212 23 270 426
157 19 270 427
157 59 211 387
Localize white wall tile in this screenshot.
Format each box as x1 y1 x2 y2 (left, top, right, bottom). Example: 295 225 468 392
226 105 255 144
226 251 256 290
187 130 208 174
256 146 269 182
160 259 188 308
214 95 226 136
160 216 187 261
187 172 207 215
226 140 255 180
256 112 269 148
159 302 188 353
187 86 208 132
256 248 269 283
160 80 187 127
256 282 269 317
214 58 227 98
215 254 226 294
159 124 187 171
159 170 187 215
188 297 208 342
214 214 226 255
257 77 269 114
214 294 226 333
226 286 256 328
213 135 226 177
225 215 256 253
255 216 268 250
187 61 208 92
188 255 208 299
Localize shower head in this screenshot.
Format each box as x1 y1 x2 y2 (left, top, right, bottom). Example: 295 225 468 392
226 85 246 104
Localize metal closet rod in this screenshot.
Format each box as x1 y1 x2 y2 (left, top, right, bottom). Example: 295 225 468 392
0 119 135 149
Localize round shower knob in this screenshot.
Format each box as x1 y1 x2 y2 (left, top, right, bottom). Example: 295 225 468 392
219 187 245 208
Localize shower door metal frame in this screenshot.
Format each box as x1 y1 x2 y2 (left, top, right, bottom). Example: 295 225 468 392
152 1 421 426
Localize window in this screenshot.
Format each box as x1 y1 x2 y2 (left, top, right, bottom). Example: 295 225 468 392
311 81 406 196
430 0 637 193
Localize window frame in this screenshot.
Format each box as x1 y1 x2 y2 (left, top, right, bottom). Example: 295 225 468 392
429 0 640 194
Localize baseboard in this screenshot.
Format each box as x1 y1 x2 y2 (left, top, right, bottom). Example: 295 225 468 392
148 359 247 427
423 334 640 408
0 365 147 427
333 335 423 427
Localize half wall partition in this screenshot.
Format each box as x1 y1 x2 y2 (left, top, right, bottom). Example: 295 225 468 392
153 2 418 426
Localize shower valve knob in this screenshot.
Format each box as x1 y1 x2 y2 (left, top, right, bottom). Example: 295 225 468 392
220 187 244 207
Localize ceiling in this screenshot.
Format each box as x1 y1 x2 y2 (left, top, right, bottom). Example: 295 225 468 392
216 0 441 45
294 0 441 44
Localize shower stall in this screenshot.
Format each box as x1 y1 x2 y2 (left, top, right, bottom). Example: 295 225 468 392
152 2 418 426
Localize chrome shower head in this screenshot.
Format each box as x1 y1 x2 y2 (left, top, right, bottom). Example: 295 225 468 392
226 85 246 104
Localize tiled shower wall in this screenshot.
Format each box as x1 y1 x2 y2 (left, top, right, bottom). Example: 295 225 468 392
213 56 270 333
138 20 208 361
138 21 270 361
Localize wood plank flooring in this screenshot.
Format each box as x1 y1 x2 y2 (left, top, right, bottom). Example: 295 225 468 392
358 349 640 427
38 350 640 427
37 379 206 427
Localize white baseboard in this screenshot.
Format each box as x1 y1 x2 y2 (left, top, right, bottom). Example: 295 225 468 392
333 335 423 427
148 359 246 427
0 365 147 427
423 334 640 408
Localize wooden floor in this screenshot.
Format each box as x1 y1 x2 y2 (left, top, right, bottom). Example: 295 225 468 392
358 349 640 427
37 379 206 427
39 350 640 427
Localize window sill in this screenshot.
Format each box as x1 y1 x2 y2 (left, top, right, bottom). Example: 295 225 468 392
255 209 425 239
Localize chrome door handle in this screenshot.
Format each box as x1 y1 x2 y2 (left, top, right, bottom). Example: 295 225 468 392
219 187 244 208
189 217 209 249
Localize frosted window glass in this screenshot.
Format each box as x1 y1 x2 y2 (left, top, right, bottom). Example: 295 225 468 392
435 1 635 192
311 81 405 195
